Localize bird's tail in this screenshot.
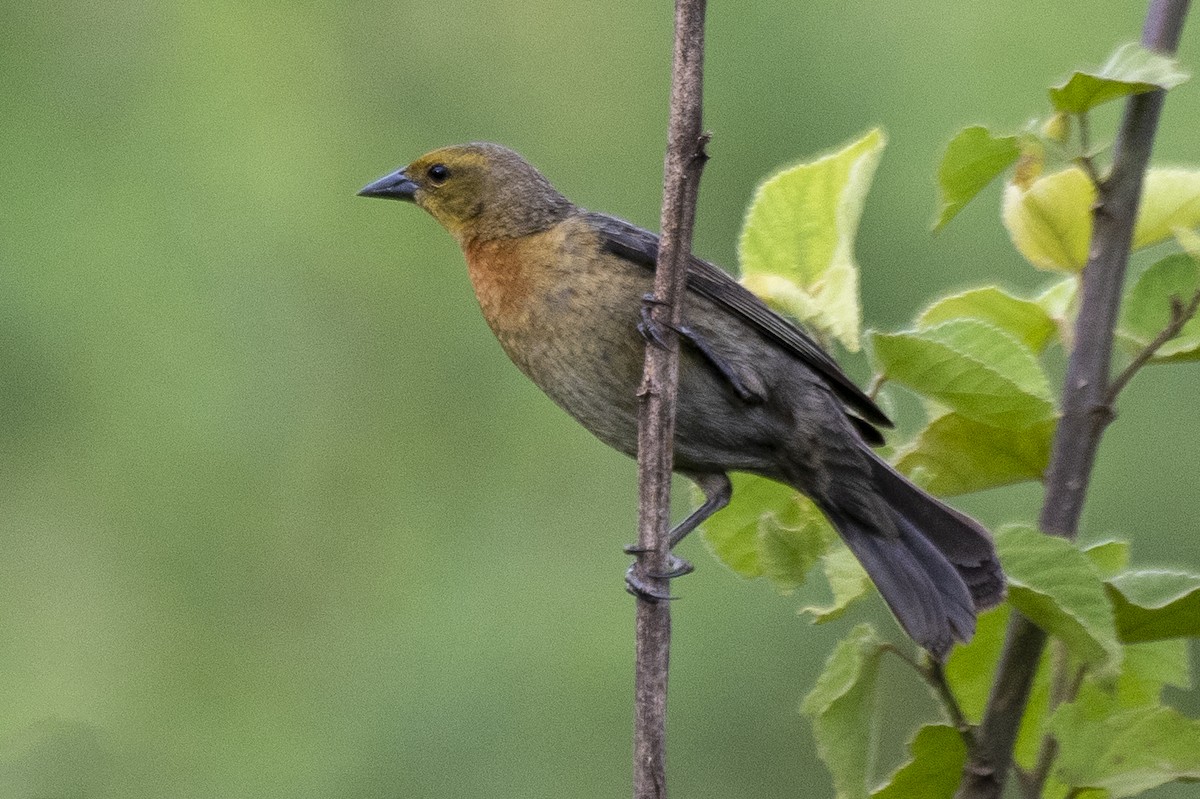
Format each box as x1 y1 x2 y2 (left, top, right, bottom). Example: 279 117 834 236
822 453 1006 659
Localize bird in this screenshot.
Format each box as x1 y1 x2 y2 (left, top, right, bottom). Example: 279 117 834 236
358 142 1005 658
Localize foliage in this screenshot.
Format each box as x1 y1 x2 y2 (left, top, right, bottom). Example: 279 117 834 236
699 43 1199 798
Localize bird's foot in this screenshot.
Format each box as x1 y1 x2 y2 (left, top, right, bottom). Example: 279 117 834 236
637 293 672 350
624 550 694 601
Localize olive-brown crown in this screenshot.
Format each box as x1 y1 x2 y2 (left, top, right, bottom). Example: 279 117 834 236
403 143 576 244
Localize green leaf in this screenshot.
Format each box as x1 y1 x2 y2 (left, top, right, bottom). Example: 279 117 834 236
871 725 967 799
758 496 837 592
1048 43 1190 114
944 605 1011 723
933 126 1021 231
798 545 872 623
916 286 1057 352
1118 253 1200 362
1052 698 1200 796
1132 169 1200 249
1105 569 1200 642
802 624 885 799
739 129 886 351
1003 167 1095 271
871 320 1056 429
1113 639 1192 705
700 473 800 578
996 526 1122 675
896 414 1054 496
698 474 837 590
1082 540 1131 579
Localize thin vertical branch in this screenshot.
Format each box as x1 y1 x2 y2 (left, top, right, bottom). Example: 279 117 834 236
632 1 709 798
954 2 1191 797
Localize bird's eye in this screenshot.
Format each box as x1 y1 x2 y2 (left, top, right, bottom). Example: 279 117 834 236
426 164 450 185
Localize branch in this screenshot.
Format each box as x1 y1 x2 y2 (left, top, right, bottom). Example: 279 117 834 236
632 0 708 797
1104 288 1200 404
954 3 1192 797
882 644 975 746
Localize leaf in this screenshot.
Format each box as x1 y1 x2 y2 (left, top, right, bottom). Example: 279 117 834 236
1132 169 1200 249
802 623 885 799
944 605 1011 723
871 725 967 799
798 545 872 623
1118 253 1200 362
1052 697 1200 797
871 320 1056 430
1003 167 1095 271
1048 43 1190 114
916 286 1057 352
1005 168 1200 272
1037 276 1079 348
1113 639 1192 706
1082 540 1130 579
1105 569 1200 642
896 413 1054 496
758 495 837 592
699 473 800 578
699 474 837 590
739 129 886 351
995 526 1122 675
1176 225 1200 258
1037 277 1078 320
933 126 1021 230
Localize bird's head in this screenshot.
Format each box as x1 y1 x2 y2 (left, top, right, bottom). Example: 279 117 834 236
358 143 576 245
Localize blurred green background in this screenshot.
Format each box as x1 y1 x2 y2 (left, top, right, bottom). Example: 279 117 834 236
2 1 1197 796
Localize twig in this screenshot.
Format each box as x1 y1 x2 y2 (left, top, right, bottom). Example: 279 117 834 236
1105 289 1200 404
953 2 1192 798
1027 656 1089 796
632 0 708 797
881 644 975 747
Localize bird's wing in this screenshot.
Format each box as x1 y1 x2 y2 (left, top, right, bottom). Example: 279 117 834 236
588 211 892 430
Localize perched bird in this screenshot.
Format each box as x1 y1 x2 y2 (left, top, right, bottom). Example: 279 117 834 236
359 143 1004 657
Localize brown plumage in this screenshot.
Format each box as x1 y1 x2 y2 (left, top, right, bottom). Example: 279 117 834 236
359 142 1005 658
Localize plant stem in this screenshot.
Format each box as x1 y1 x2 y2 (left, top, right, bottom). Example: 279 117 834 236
881 644 975 746
1104 288 1200 404
632 0 708 797
953 3 1191 797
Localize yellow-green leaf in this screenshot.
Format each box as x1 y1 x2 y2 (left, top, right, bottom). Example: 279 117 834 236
1003 167 1095 271
739 129 886 351
916 286 1057 352
1132 169 1200 249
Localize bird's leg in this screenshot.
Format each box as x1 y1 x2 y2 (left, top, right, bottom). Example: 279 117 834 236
637 293 672 350
625 472 733 600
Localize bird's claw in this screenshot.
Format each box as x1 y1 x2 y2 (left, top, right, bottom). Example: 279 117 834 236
637 293 672 350
624 554 694 601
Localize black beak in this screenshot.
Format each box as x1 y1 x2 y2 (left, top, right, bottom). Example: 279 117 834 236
358 168 418 201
